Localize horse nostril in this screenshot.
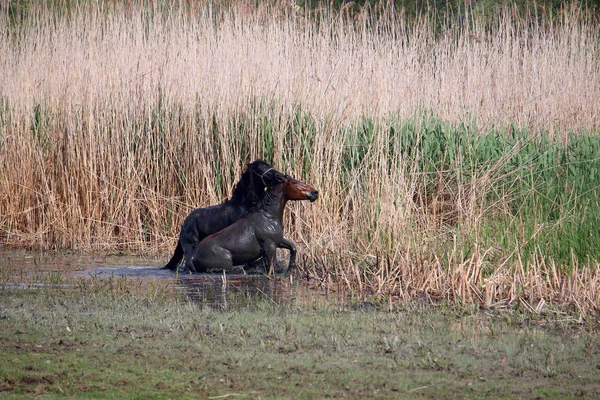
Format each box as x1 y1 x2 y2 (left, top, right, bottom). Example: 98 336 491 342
309 190 319 201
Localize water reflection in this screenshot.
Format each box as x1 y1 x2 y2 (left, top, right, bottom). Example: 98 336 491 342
175 273 296 310
1 250 300 311
77 267 297 310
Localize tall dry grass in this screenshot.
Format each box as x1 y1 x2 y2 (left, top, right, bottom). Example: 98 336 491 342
1 1 599 313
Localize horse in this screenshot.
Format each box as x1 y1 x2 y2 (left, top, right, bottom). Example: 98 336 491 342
162 159 286 273
188 175 318 274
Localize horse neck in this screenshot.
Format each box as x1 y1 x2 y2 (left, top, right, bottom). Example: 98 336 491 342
260 185 287 222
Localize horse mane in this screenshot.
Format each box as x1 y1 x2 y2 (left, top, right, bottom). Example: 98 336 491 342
255 181 285 212
230 163 262 204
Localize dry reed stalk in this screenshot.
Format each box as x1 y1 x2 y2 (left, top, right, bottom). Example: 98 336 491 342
1 2 599 313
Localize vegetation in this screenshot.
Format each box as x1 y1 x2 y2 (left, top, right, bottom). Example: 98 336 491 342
1 0 600 313
1 288 599 398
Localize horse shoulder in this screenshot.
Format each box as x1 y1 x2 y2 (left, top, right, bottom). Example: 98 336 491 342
247 213 281 241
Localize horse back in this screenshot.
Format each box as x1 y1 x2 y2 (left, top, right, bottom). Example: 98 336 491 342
180 200 248 246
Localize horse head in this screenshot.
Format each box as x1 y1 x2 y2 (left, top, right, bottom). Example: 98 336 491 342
248 159 286 188
282 175 319 202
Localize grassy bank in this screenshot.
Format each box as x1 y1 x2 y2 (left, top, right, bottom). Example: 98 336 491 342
1 1 600 312
1 288 599 398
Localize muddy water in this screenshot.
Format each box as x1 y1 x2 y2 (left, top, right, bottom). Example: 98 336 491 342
0 250 321 310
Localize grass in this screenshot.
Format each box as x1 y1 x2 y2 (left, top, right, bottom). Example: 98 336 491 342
1 1 600 313
1 287 599 399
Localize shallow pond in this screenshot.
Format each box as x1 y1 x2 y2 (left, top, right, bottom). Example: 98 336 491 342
0 250 335 310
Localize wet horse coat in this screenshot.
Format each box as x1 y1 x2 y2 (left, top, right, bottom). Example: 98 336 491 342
189 176 318 273
162 160 286 273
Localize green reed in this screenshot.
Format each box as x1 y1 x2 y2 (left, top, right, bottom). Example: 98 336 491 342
386 117 600 267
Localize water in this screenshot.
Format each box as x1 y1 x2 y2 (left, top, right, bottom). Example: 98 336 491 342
0 250 306 310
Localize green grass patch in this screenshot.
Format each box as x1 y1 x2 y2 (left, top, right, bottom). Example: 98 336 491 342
1 288 599 398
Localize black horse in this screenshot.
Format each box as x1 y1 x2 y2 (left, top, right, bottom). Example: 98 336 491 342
162 160 286 273
188 175 318 274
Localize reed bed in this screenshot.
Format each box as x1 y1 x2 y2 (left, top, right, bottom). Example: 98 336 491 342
1 1 599 313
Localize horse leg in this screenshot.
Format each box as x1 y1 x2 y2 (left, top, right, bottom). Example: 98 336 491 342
182 242 198 274
187 254 198 274
277 238 297 270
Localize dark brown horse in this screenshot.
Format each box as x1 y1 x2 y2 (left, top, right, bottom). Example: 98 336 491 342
162 160 286 273
188 176 318 274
